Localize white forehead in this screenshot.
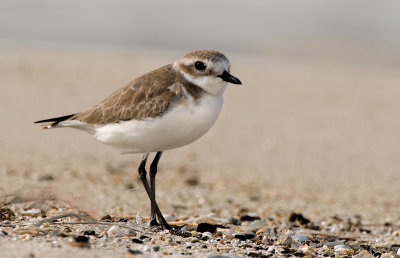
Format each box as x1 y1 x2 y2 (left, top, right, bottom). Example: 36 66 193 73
181 57 231 73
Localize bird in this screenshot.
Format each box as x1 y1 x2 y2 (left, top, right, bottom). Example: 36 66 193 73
35 49 242 230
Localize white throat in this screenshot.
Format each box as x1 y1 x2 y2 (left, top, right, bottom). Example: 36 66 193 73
175 68 228 96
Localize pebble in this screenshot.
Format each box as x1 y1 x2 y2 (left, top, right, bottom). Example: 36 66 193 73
100 215 112 221
139 234 150 240
261 235 270 245
334 244 354 256
234 232 256 241
246 219 267 232
20 234 31 240
197 223 218 233
165 236 174 244
127 249 142 255
288 212 310 225
2 209 398 256
280 235 292 247
325 240 345 247
74 235 89 243
317 245 332 256
353 250 373 257
83 230 96 236
298 244 312 254
132 238 143 244
107 225 122 237
392 230 400 236
291 234 308 242
223 230 235 240
240 215 261 222
191 231 200 237
202 231 213 239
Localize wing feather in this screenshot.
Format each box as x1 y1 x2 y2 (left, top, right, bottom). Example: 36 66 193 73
72 64 182 124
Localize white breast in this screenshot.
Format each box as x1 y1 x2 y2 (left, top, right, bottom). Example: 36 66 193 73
93 94 224 154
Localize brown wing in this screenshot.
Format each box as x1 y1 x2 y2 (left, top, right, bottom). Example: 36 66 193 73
71 64 183 124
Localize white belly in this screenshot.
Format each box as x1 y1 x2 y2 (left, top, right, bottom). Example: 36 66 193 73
93 95 224 154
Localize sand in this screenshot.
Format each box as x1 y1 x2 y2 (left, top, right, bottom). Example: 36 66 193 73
1 43 400 256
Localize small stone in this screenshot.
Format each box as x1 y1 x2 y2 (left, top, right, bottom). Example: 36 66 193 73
291 234 308 242
185 177 199 186
175 230 191 238
188 237 199 243
266 246 276 254
325 240 345 247
381 253 395 258
196 223 218 233
83 230 96 236
191 231 200 237
246 219 267 232
262 235 270 245
127 249 142 255
353 250 373 258
288 212 310 225
281 235 292 247
139 234 150 240
202 232 213 239
20 234 31 240
392 230 400 236
75 235 89 243
298 244 311 254
334 244 354 256
318 245 333 256
240 215 261 222
107 225 122 236
132 238 143 244
0 207 16 221
100 215 112 221
334 244 351 251
98 231 107 238
234 232 256 241
223 230 235 240
38 174 54 181
165 236 174 244
152 245 160 252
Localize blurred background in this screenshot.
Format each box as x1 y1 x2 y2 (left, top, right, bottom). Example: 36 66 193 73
1 1 400 223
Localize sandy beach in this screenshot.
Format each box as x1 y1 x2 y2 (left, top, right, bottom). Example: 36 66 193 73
1 43 400 256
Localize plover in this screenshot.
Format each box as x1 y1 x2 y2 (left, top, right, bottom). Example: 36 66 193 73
35 50 242 229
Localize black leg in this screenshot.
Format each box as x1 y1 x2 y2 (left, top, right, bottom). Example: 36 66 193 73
149 151 163 227
137 153 171 230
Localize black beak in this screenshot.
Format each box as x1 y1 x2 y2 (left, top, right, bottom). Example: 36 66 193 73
217 70 242 85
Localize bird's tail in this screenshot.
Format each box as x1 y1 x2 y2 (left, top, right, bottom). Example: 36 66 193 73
34 114 75 129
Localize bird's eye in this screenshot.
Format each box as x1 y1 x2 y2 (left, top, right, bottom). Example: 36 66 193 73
194 61 206 70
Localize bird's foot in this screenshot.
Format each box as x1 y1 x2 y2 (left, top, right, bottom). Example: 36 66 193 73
149 218 161 227
149 218 172 231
